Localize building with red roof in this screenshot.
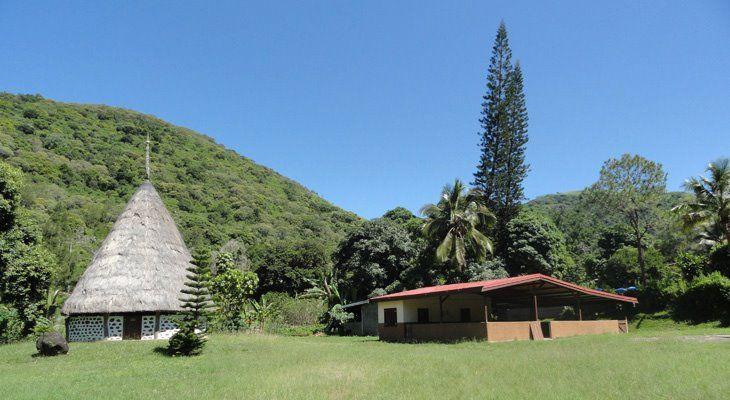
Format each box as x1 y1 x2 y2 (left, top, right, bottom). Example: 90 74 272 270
368 274 637 342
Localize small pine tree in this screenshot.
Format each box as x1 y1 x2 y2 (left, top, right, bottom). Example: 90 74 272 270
168 248 212 356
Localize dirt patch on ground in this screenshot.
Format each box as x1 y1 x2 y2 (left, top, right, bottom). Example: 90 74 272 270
631 337 660 342
678 335 730 342
630 335 730 343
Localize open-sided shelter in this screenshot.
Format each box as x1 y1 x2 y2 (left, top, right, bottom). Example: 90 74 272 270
371 274 637 342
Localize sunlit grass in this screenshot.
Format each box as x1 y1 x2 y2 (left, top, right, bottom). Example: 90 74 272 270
1 322 728 400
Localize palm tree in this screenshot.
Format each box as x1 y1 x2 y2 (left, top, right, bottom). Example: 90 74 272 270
674 158 729 246
421 179 496 271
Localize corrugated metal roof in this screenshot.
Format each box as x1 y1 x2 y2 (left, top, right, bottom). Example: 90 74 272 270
369 273 638 303
342 299 370 309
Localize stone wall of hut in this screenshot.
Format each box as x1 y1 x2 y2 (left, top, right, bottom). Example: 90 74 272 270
66 314 180 341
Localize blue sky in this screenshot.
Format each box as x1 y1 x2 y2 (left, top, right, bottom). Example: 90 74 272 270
1 1 728 219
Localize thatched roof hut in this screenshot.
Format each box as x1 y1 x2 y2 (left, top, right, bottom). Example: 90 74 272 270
62 181 191 316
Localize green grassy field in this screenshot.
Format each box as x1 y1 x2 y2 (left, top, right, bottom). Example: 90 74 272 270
1 321 729 400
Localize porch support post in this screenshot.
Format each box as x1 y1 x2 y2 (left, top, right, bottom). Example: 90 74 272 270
154 311 160 339
103 314 109 338
576 296 583 321
532 294 539 321
483 304 490 340
438 295 449 323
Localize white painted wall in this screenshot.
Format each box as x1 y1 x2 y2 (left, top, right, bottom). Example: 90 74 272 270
377 300 404 323
377 294 491 324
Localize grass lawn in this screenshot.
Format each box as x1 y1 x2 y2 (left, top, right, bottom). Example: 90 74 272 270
1 321 728 400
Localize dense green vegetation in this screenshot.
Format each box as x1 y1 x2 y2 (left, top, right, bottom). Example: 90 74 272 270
1 323 728 399
1 23 727 344
0 93 359 293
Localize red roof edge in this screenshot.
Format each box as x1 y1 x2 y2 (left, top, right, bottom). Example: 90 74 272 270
480 274 638 303
370 273 638 304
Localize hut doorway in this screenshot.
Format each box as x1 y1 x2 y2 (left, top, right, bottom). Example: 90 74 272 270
123 315 142 340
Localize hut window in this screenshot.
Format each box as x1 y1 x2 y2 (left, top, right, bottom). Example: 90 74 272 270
141 316 156 340
417 308 429 323
107 316 123 340
384 308 397 326
157 315 180 339
460 308 471 323
67 316 104 342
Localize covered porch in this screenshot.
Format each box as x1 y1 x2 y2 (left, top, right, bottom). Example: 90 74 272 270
371 274 636 342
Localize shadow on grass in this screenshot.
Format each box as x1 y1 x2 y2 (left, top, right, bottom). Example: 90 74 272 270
152 345 216 357
31 351 68 358
152 346 172 357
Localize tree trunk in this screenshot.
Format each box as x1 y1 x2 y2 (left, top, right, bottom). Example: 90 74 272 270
636 233 646 287
630 210 647 287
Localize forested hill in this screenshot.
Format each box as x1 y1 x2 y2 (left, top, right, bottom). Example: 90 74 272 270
528 191 690 213
0 93 360 284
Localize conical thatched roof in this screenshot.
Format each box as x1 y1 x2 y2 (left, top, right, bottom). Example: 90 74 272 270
62 181 191 315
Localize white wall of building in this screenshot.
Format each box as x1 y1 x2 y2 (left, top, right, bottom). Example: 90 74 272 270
377 300 404 323
377 293 491 324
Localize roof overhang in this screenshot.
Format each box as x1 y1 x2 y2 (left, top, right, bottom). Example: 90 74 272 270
342 299 370 309
481 275 638 304
370 274 637 304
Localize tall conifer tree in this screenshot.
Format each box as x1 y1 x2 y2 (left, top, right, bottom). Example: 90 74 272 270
501 61 529 218
473 22 529 249
168 248 212 356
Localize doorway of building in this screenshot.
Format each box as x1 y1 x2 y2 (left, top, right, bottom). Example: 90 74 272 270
122 315 142 340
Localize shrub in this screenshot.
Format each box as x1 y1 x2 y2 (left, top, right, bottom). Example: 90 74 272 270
168 330 206 357
242 298 274 332
673 272 730 325
0 304 24 343
637 279 685 313
210 269 258 331
324 304 353 334
274 324 325 337
16 124 34 135
603 246 666 288
32 316 55 336
707 244 729 277
674 251 709 281
263 292 325 327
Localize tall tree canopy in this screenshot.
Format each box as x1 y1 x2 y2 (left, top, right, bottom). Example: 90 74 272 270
585 154 667 286
674 158 729 246
503 209 579 281
0 161 56 333
421 179 495 274
473 22 529 243
248 239 330 296
334 218 419 301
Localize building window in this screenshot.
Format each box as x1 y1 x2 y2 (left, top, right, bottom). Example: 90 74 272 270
417 308 429 323
460 308 471 323
384 308 397 327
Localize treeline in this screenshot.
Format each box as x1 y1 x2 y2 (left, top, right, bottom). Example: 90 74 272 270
331 157 728 314
326 23 729 326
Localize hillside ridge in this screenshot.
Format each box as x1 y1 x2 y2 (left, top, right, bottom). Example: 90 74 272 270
0 93 360 286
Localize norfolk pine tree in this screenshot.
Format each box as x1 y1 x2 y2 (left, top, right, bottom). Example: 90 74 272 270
473 22 529 251
168 248 212 356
